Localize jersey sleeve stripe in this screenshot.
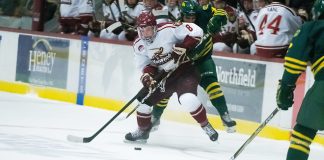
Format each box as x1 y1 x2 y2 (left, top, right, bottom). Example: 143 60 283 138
284 62 307 71
313 63 324 76
285 68 303 74
285 57 307 66
311 55 324 70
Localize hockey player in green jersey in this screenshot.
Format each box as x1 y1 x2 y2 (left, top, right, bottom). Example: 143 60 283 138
276 0 324 159
151 2 236 133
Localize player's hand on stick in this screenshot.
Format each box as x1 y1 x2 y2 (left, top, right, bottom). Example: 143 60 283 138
141 65 158 90
276 80 296 110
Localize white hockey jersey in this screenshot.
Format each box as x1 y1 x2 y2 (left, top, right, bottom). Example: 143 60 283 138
133 22 203 72
124 2 145 24
221 20 238 34
60 0 79 17
102 2 121 21
162 5 181 20
255 2 302 49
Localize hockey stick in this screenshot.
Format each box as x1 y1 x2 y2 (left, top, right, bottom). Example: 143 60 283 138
67 71 170 143
229 108 280 160
67 87 147 143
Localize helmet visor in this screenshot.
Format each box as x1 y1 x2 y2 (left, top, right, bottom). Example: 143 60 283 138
138 25 157 42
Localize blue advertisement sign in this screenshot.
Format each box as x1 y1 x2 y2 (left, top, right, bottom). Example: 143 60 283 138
16 35 70 89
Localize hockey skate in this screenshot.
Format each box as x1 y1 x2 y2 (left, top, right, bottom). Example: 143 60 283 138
221 112 237 133
202 122 218 141
150 116 161 132
124 128 150 144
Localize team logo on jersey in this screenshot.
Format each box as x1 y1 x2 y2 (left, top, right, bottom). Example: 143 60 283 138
151 47 172 65
138 45 144 51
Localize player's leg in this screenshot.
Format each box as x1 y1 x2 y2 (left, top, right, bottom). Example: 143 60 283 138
196 57 236 132
287 81 324 159
124 103 152 143
286 124 317 160
176 65 218 141
125 87 173 143
151 98 169 131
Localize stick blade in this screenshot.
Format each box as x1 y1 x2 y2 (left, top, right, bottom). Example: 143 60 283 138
67 135 85 143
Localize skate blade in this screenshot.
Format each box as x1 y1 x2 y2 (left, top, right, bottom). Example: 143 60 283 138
123 139 147 144
225 126 236 133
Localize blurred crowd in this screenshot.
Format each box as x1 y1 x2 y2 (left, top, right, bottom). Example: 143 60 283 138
0 0 316 57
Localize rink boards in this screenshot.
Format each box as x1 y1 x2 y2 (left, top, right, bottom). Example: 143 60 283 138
0 28 323 145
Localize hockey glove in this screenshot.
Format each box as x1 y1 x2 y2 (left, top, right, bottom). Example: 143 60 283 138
276 80 296 110
140 65 158 89
171 35 200 64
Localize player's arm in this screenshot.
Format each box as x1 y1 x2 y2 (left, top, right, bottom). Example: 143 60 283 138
277 23 311 110
282 24 311 85
133 41 151 72
165 22 204 64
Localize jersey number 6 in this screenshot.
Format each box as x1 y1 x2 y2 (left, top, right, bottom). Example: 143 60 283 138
259 14 282 35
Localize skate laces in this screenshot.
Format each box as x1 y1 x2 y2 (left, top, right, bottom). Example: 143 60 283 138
202 123 217 136
131 129 146 137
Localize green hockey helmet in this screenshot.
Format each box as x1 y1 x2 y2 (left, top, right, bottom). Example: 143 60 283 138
180 0 197 16
312 0 324 20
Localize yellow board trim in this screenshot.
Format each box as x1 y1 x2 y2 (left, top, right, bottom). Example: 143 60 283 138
0 80 29 94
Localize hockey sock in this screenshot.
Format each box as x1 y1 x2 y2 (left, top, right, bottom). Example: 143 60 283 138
203 80 228 116
286 123 317 160
190 105 208 127
152 98 169 119
137 112 152 131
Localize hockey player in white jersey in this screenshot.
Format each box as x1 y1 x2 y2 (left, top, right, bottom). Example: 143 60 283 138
59 0 79 34
100 0 145 40
163 0 181 21
212 6 239 53
124 10 219 143
59 0 94 35
254 0 302 58
117 0 145 40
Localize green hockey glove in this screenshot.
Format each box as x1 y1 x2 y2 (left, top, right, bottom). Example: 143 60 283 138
276 80 296 110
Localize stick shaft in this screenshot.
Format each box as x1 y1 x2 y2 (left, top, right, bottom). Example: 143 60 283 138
230 108 280 159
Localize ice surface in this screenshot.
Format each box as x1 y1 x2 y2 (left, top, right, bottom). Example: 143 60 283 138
0 91 323 160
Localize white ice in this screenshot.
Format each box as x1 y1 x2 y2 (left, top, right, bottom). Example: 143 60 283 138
0 91 323 160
